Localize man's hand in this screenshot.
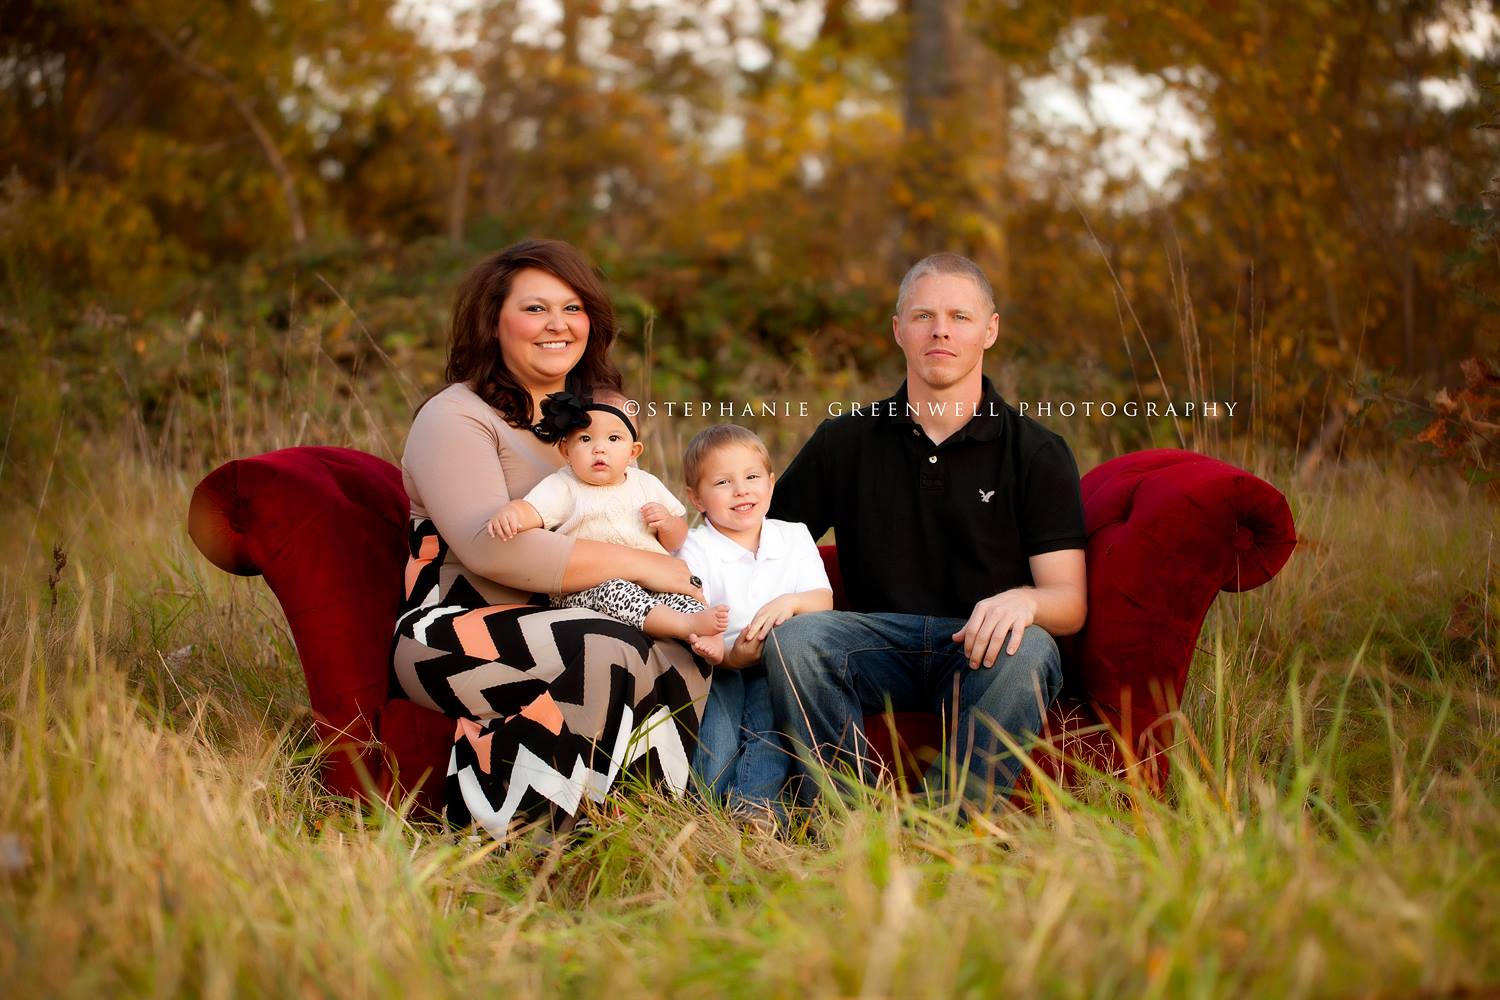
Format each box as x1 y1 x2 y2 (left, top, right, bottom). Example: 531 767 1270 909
951 588 1039 669
740 594 802 644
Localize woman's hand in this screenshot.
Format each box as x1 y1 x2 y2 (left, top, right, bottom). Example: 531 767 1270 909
635 552 705 604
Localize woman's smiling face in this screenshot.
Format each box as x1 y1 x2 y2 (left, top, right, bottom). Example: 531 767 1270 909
496 267 590 392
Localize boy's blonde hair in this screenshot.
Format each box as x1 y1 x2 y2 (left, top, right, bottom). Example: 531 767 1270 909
683 424 772 487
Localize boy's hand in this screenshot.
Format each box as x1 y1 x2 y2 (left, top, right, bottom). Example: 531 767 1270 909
741 595 802 643
722 631 765 669
640 502 671 532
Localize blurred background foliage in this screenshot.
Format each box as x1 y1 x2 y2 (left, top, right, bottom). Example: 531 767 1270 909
1 0 1497 483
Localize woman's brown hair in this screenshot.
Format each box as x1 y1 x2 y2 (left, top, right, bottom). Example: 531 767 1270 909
443 239 623 428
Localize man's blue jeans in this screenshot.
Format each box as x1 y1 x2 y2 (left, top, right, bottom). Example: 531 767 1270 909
763 612 1064 807
690 666 790 810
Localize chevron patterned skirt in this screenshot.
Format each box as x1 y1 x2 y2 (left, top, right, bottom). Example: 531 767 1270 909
390 517 711 837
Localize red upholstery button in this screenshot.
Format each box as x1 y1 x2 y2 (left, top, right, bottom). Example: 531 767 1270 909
1232 526 1255 551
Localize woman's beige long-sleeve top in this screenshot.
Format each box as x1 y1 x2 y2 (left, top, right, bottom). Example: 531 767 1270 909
402 382 575 605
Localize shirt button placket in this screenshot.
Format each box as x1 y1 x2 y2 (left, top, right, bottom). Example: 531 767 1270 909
919 447 943 494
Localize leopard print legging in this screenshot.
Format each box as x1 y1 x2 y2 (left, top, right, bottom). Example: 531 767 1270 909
553 578 705 630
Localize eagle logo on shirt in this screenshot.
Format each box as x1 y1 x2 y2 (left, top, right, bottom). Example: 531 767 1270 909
978 489 995 503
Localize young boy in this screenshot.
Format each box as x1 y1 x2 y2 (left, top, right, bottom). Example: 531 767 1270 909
676 424 833 811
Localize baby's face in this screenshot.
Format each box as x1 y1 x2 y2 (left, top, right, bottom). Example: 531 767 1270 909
561 408 642 486
689 443 774 535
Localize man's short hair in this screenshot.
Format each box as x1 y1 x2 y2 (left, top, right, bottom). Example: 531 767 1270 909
895 253 996 317
683 424 772 488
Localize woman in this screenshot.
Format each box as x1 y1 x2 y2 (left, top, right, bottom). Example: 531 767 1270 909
392 239 709 837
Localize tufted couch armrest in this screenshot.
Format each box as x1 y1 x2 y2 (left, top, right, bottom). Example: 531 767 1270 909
188 446 419 799
1072 448 1296 768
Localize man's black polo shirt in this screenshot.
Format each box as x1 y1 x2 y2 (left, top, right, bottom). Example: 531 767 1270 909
768 377 1087 619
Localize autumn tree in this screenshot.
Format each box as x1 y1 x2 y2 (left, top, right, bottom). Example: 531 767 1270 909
0 0 440 303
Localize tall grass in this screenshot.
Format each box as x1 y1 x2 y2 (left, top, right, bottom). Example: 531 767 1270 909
2 272 1498 996
2 400 1497 995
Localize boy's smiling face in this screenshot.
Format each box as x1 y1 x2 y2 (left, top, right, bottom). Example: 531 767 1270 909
688 443 774 536
560 408 642 486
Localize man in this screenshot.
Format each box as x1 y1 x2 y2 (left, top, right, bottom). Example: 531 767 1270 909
765 252 1088 808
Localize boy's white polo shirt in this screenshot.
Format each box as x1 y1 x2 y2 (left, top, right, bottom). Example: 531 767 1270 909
676 518 832 648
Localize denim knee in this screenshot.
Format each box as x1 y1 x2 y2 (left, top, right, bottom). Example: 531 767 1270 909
764 613 834 684
1016 624 1063 692
966 624 1063 712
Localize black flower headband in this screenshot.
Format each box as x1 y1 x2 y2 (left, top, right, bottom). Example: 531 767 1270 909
533 391 639 443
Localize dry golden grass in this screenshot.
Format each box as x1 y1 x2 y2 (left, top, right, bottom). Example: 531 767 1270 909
2 369 1498 996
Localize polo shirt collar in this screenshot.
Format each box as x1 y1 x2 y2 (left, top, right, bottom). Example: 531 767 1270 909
879 376 1008 443
699 517 786 561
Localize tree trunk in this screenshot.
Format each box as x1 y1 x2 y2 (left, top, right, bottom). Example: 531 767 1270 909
901 0 959 257
482 114 511 218
970 47 1010 314
447 109 481 244
904 0 957 138
901 0 1009 295
819 0 851 48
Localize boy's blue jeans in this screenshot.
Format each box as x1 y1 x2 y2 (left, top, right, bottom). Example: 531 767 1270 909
762 612 1064 807
690 665 791 809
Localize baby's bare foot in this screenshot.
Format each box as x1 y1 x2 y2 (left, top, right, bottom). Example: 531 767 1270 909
690 632 726 665
683 604 729 639
644 604 727 644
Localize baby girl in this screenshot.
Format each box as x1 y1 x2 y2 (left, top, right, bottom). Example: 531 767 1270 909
487 391 730 645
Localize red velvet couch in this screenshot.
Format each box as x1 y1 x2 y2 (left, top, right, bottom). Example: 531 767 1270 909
188 446 1295 809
